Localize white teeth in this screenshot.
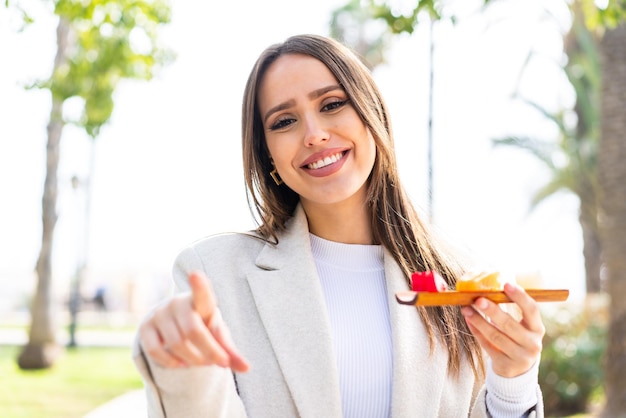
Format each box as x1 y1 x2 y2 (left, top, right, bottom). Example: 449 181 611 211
307 152 343 170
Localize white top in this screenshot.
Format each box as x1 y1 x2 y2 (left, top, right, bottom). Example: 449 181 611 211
311 233 392 418
311 234 538 418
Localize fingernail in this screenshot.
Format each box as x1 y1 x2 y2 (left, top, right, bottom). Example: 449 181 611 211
475 298 488 310
461 307 473 317
219 357 230 368
506 282 521 292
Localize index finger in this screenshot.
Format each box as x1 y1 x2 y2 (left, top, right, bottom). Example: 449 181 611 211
189 271 216 324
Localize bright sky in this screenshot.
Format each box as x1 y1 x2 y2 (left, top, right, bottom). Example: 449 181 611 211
0 0 584 313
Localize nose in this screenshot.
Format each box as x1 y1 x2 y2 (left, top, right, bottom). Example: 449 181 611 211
302 113 329 147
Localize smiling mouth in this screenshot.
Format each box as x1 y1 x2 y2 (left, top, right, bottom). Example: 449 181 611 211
306 151 346 170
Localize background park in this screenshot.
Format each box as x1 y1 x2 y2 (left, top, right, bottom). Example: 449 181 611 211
0 0 625 416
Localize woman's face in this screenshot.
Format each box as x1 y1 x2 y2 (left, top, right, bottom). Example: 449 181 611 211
258 53 376 209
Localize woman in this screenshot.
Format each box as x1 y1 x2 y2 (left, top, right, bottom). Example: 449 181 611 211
135 34 545 418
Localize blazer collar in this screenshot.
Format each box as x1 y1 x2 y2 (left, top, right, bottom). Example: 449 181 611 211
246 204 343 418
384 251 450 417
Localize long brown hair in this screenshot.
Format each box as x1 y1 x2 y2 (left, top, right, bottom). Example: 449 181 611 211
241 34 484 379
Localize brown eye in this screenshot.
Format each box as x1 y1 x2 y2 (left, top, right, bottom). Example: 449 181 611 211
322 99 348 112
270 117 296 131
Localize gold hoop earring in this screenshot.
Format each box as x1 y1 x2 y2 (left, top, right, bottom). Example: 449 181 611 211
270 169 283 186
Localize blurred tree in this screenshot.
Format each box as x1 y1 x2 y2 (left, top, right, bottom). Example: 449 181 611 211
328 0 461 68
11 0 172 370
597 16 626 418
490 3 626 410
329 0 391 69
492 7 603 294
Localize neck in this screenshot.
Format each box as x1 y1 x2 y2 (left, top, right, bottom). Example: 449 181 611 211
301 198 374 245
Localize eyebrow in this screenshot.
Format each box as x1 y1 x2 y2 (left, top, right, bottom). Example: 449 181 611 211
262 84 344 125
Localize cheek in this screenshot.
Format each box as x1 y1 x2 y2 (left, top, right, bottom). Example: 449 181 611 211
363 133 377 168
266 139 294 172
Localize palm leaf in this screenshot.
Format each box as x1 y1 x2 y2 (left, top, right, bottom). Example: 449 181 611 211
530 178 571 209
492 136 559 171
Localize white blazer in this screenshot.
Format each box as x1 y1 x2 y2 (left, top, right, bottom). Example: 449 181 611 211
133 205 542 417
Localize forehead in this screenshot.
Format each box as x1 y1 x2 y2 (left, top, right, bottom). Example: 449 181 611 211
258 54 339 108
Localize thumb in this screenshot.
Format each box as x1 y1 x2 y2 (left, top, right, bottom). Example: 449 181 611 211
189 270 216 324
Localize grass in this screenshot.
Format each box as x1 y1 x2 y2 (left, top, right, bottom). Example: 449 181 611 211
0 345 143 418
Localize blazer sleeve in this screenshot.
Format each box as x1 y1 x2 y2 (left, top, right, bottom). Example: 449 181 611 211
132 245 249 418
133 341 247 418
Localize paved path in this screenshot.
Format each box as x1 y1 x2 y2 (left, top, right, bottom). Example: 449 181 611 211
0 326 136 347
83 389 147 418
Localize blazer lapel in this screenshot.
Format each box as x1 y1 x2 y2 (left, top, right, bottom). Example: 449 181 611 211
246 205 343 418
385 250 450 417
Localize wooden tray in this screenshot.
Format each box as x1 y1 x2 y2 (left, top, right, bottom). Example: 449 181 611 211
396 289 569 306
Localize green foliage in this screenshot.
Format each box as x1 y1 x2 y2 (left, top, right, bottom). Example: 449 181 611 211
539 298 607 416
329 0 451 67
329 0 507 39
372 3 423 34
580 0 626 29
3 0 34 30
329 0 391 68
350 0 440 35
36 0 173 137
330 0 626 69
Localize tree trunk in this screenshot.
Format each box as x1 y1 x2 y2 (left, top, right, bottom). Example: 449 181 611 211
17 17 70 370
579 200 603 293
598 22 626 418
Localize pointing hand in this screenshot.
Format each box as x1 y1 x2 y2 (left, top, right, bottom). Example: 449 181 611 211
139 271 250 372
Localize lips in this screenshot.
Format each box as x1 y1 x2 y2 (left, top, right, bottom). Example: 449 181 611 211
306 151 345 169
301 149 349 177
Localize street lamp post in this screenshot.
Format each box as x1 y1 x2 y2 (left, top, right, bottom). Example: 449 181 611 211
67 175 83 348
